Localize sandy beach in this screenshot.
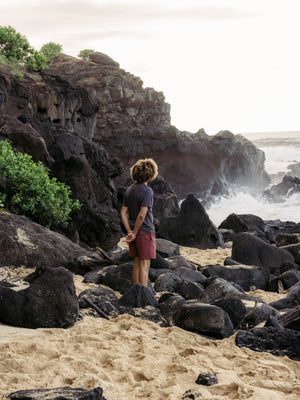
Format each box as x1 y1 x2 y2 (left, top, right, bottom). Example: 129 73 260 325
0 246 299 400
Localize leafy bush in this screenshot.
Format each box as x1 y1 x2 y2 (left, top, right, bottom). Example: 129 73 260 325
78 49 94 60
40 42 63 62
0 141 80 227
0 25 47 71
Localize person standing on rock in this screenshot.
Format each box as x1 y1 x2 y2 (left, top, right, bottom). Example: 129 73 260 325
121 158 158 286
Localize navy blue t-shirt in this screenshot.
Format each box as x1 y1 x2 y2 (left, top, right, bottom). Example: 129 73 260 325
123 183 155 234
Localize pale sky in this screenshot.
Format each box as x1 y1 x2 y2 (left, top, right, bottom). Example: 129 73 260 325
1 0 300 135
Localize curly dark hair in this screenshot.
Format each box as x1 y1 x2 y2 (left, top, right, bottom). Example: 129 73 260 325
130 158 158 183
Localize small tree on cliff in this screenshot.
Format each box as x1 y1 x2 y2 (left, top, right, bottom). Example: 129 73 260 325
0 25 47 71
0 140 81 227
78 49 94 60
40 42 63 62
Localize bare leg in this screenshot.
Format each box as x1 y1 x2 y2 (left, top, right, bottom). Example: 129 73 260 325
132 257 141 285
139 259 151 286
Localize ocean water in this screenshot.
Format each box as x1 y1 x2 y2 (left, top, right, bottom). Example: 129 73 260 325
206 131 300 226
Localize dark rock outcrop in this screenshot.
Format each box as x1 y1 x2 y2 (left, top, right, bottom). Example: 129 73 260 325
218 213 266 240
0 53 270 251
235 327 300 361
174 303 234 338
0 266 79 328
158 194 224 249
45 55 269 201
200 264 270 291
0 211 100 273
263 175 300 202
0 64 122 250
232 232 295 274
118 283 158 308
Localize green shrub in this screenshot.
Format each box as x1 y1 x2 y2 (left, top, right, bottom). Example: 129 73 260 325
0 25 47 72
0 140 80 227
40 42 63 62
78 49 94 60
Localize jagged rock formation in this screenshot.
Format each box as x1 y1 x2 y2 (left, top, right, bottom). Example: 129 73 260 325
46 53 269 201
0 52 270 249
0 63 122 250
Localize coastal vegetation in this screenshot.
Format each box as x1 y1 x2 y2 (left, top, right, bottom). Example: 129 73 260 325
40 41 63 62
0 141 80 227
78 49 94 59
0 25 63 75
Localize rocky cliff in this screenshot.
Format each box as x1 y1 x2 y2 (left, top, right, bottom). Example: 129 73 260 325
0 52 270 249
45 53 269 200
0 62 122 250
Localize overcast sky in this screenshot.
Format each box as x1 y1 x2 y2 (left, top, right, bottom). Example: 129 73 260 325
1 0 300 135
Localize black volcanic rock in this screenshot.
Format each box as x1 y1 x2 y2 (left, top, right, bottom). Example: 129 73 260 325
45 55 269 201
235 327 300 361
0 65 122 250
232 232 295 274
218 213 266 240
158 194 224 249
263 175 300 202
0 52 270 251
0 266 79 328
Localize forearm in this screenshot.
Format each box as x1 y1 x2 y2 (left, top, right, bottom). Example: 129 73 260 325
132 213 145 235
121 207 132 233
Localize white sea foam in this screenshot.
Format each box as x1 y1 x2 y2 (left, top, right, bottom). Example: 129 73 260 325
205 131 300 225
207 191 300 226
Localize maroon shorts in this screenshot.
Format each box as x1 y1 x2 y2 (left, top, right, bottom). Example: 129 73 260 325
129 230 156 260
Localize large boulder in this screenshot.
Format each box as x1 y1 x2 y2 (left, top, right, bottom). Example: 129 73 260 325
0 265 79 328
218 213 266 240
232 232 295 274
0 211 100 273
199 276 247 304
174 303 234 338
200 264 270 291
118 283 158 308
158 194 224 249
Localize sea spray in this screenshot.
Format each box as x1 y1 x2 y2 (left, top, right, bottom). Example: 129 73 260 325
206 191 300 226
205 131 300 225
